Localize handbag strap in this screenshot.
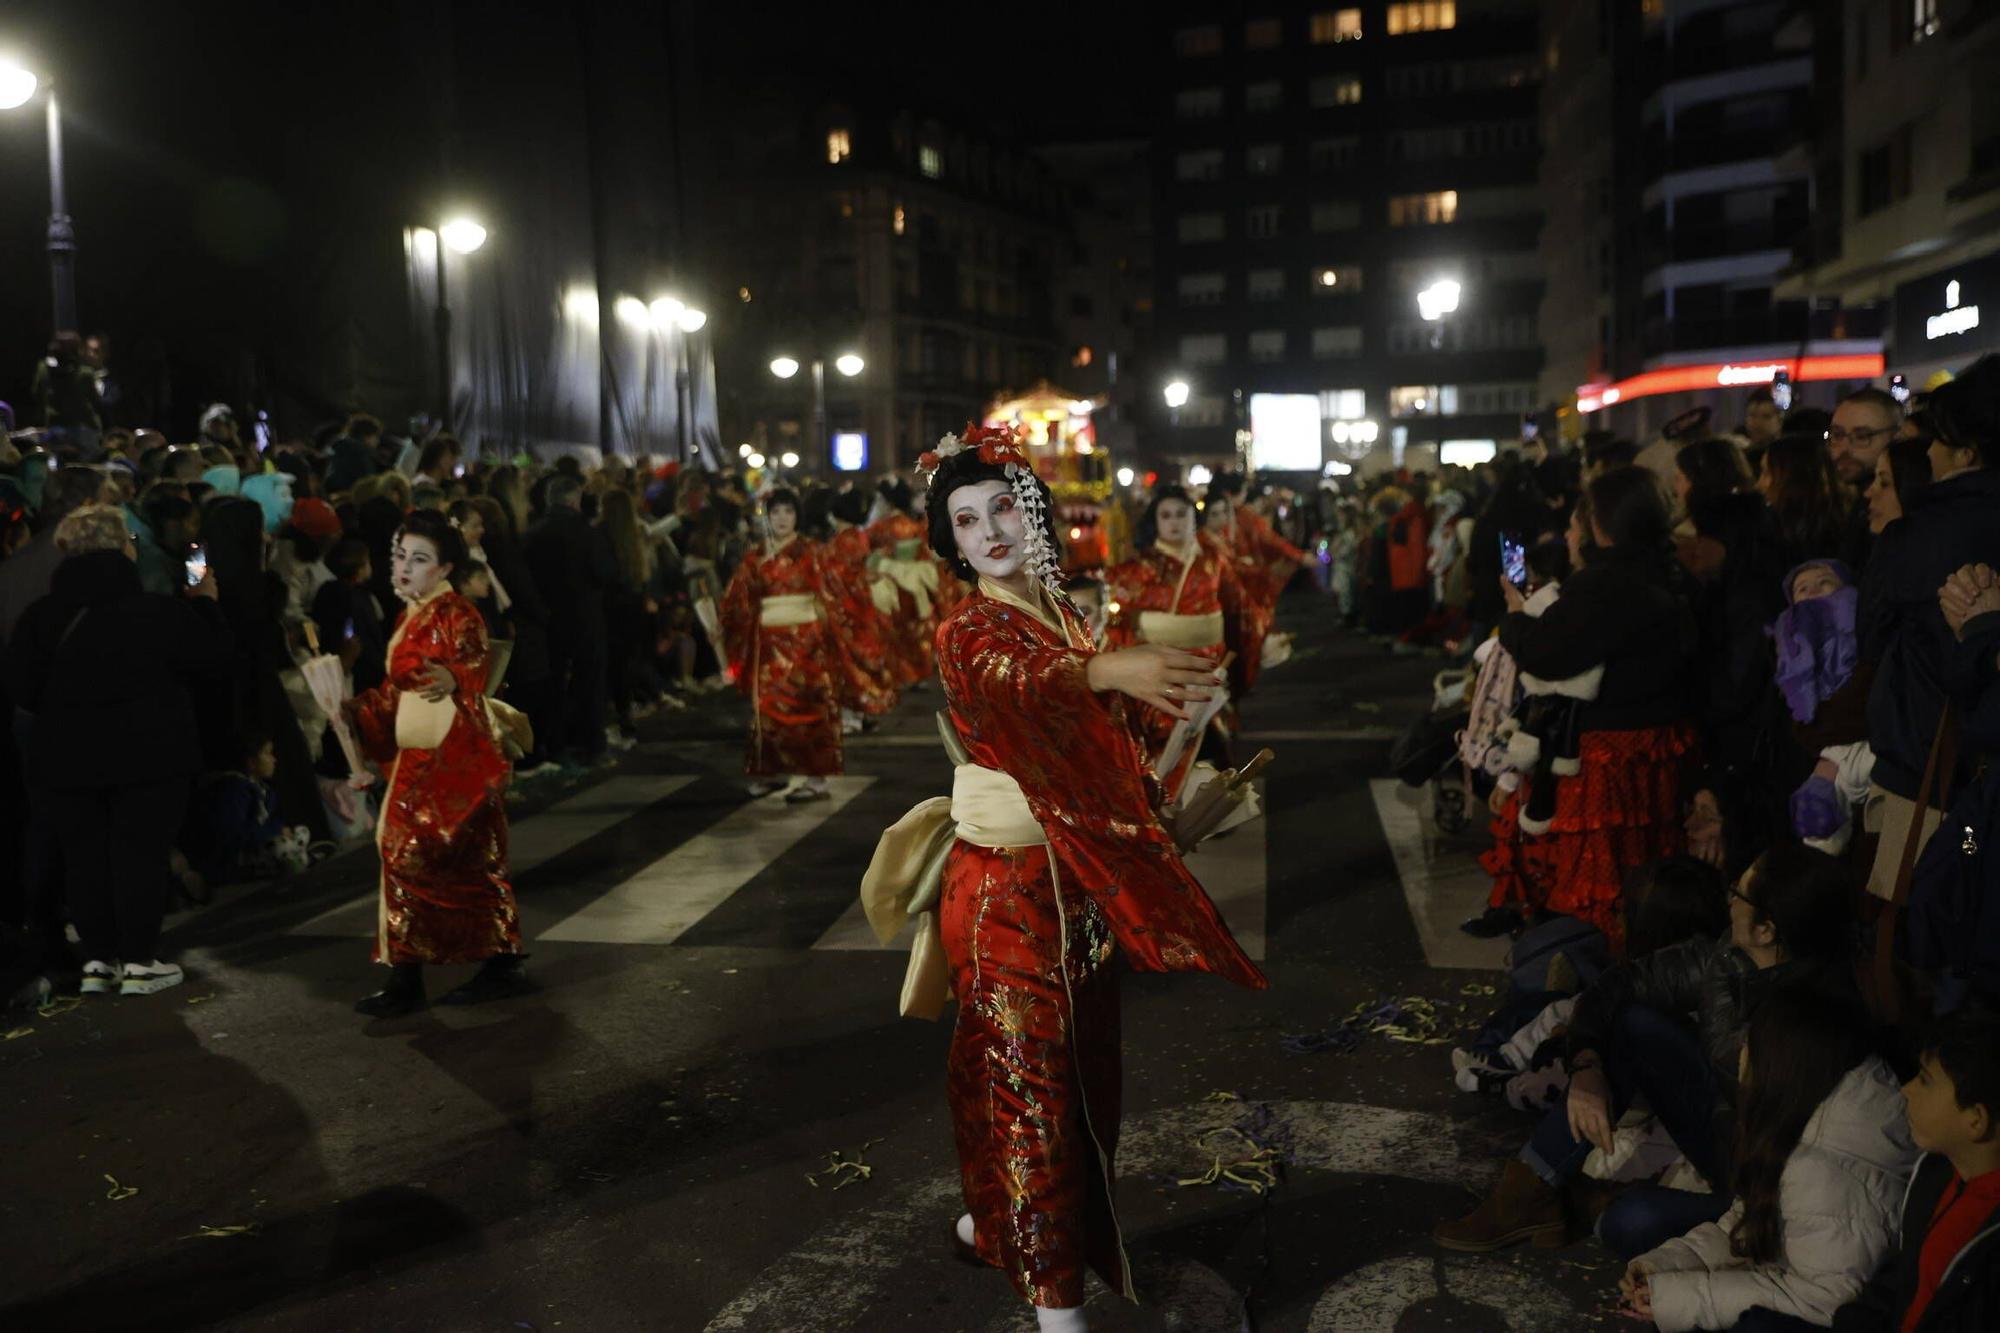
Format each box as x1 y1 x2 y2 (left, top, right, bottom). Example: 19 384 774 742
1874 700 1959 1021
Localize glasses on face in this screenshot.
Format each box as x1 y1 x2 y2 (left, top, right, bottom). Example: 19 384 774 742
1826 426 1892 447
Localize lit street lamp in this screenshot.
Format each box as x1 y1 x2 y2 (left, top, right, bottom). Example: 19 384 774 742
0 59 77 332
427 214 488 431
1417 279 1462 350
647 292 708 463
769 352 864 470
1163 380 1191 409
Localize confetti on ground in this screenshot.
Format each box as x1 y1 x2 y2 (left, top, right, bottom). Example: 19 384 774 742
187 1224 260 1239
1459 982 1498 997
3 1026 34 1041
186 994 215 1005
1203 1090 1242 1104
37 995 84 1019
1172 1125 1282 1195
806 1139 881 1191
1281 995 1461 1055
103 1174 139 1201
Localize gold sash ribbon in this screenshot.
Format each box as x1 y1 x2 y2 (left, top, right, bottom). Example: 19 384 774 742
1139 609 1225 650
758 593 822 627
876 558 939 619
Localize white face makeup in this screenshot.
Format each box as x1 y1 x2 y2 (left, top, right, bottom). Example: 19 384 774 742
948 479 1029 581
391 533 450 601
1154 498 1195 549
767 504 798 542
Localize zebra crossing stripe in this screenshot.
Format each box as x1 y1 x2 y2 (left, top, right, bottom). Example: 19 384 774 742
286 774 700 938
538 777 875 945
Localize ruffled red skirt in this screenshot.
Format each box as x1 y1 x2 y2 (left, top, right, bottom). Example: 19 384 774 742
1480 722 1695 947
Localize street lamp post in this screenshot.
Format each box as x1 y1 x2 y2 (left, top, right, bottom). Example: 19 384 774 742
431 217 487 433
770 352 864 470
1 63 76 332
648 296 707 464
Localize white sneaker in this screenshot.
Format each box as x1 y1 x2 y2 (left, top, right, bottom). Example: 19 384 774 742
119 960 185 996
80 960 119 995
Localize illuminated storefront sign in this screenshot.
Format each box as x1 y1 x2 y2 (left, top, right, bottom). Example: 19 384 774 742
831 431 868 472
1576 354 1884 414
1926 281 1980 341
1894 254 2000 368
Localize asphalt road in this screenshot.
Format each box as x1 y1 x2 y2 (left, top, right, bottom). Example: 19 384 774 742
1 598 1629 1332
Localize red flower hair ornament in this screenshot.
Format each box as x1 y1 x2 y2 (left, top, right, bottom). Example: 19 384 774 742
917 423 1062 595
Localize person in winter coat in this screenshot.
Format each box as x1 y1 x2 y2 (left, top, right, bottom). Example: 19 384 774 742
1622 986 1917 1332
1861 355 2000 900
2 505 232 996
1436 842 1853 1255
1832 1007 2000 1333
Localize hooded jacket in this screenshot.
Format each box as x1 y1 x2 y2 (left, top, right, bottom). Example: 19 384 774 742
1642 1058 1919 1332
1832 1153 2000 1333
2 549 232 789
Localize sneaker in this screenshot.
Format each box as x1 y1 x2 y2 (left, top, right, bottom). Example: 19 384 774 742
80 961 119 995
119 960 185 996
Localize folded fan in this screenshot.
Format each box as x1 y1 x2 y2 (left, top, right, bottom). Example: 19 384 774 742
300 623 374 788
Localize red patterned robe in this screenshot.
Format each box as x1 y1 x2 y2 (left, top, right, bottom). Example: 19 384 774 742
868 511 939 684
825 524 900 715
1233 505 1308 615
720 536 843 777
936 581 1266 1309
1208 515 1276 695
1103 533 1244 795
350 587 519 965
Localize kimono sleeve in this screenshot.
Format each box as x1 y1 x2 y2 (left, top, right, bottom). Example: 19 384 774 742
719 558 759 694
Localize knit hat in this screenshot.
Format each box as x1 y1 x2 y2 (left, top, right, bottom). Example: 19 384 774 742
290 496 342 541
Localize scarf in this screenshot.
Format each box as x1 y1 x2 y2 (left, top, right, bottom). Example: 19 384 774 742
1771 585 1859 724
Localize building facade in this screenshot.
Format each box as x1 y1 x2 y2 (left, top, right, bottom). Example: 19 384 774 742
1153 1 1546 479
1776 0 2000 389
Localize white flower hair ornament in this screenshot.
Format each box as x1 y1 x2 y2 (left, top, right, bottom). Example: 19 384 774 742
917 424 1064 596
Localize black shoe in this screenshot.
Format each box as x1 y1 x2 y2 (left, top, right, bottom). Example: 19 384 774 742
437 955 536 1006
355 966 426 1017
1459 907 1520 939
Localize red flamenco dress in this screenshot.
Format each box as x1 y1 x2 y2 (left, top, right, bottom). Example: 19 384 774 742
1103 531 1245 796
935 579 1266 1310
350 585 520 965
719 534 845 778
868 510 941 685
824 524 901 716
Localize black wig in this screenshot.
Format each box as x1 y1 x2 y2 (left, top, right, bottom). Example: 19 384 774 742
923 451 1063 584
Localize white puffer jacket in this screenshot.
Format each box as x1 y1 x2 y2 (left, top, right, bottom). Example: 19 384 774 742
1641 1057 1918 1331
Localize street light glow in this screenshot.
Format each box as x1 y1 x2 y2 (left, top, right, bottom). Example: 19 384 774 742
1417 279 1462 321
1116 466 1136 487
0 62 37 111
614 296 653 329
1164 380 1191 409
780 451 801 469
677 308 707 332
1187 464 1213 486
440 217 487 254
770 357 800 379
649 295 685 327
747 452 767 469
835 353 865 377
738 443 753 458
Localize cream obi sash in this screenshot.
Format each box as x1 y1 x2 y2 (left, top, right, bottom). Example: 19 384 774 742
1139 609 1225 650
876 556 939 618
759 593 821 626
860 763 1049 1019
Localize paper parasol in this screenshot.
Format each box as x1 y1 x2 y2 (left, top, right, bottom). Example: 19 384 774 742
1172 748 1274 852
300 623 374 788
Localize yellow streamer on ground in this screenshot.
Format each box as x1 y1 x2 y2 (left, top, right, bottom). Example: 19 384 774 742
806 1139 882 1191
1176 1126 1282 1194
103 1174 139 1201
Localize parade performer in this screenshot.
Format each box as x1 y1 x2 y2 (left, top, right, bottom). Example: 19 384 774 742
720 488 850 802
878 425 1267 1332
825 488 901 722
1212 472 1312 615
868 476 942 685
1200 487 1278 695
1104 484 1244 796
345 510 526 1017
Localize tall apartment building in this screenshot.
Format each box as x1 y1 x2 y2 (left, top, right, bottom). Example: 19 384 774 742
1777 0 2000 389
1564 0 1882 436
1153 1 1545 478
702 101 1068 473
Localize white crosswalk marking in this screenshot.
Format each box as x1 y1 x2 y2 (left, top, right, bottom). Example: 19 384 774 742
287 774 699 938
809 790 1268 960
1369 777 1507 970
537 777 875 945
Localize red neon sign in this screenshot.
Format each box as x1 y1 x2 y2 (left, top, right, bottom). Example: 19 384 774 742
1576 354 1885 413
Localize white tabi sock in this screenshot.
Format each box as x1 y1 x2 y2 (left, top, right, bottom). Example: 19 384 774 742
955 1212 976 1247
1035 1307 1087 1333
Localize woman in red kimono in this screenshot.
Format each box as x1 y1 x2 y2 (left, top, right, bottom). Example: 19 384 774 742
920 427 1267 1332
1103 484 1244 797
345 510 524 1017
824 488 900 722
1199 489 1279 697
1212 473 1310 615
868 476 941 686
720 488 845 802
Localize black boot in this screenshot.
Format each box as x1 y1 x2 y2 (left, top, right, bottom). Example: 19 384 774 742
355 963 426 1017
437 953 536 1006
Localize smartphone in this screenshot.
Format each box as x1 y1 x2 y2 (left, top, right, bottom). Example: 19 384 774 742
1771 369 1793 411
1500 532 1528 589
342 618 356 641
1889 373 1910 406
184 543 209 588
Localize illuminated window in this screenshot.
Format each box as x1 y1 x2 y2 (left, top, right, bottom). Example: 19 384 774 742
1176 148 1225 181
1320 388 1367 419
1176 87 1225 118
1248 268 1286 301
1246 143 1284 176
1310 9 1363 43
1245 204 1282 239
892 203 906 235
1386 2 1456 35
1175 25 1223 56
1388 190 1458 225
1072 346 1094 368
918 145 943 179
1180 333 1228 365
1390 384 1460 415
1178 272 1227 305
826 129 852 164
1249 329 1287 362
1315 264 1364 292
1309 74 1364 107
1246 80 1283 112
1245 17 1283 49
1312 326 1363 359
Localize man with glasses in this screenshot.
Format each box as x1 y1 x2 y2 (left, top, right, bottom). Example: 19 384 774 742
1828 387 1904 572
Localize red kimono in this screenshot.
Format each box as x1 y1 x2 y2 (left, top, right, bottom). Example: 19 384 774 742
868 512 939 684
1103 533 1244 795
351 587 519 965
936 581 1266 1310
1208 515 1277 695
720 536 843 777
1233 505 1308 614
825 525 900 715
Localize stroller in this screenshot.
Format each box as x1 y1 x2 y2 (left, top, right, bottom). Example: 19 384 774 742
1387 668 1474 834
